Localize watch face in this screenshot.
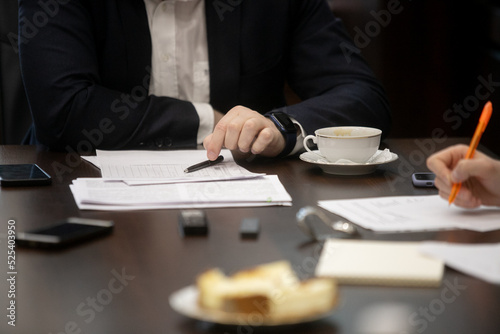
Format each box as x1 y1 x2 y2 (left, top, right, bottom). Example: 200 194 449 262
268 112 297 157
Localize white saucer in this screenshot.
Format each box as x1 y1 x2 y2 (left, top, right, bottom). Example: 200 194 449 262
299 150 398 175
169 285 336 326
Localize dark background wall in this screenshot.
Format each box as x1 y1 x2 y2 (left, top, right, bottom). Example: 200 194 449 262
331 0 500 154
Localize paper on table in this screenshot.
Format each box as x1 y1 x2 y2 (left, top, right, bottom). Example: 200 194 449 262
81 156 100 168
71 201 287 211
95 149 263 184
419 242 500 285
315 239 444 287
69 175 292 210
318 195 500 232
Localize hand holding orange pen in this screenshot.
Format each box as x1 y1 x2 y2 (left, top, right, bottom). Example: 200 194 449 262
448 101 493 205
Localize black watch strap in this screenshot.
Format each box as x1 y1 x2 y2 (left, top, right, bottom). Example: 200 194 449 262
266 112 297 157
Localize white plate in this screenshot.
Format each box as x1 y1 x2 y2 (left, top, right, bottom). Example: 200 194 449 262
299 150 398 175
169 285 336 326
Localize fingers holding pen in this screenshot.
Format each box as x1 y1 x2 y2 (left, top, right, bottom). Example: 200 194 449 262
427 144 469 190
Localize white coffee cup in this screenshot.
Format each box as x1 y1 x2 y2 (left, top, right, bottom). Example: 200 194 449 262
303 126 382 163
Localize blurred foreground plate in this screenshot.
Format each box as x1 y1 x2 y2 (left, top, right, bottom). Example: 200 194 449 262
169 285 336 326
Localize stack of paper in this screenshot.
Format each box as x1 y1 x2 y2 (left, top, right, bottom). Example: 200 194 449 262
72 150 292 210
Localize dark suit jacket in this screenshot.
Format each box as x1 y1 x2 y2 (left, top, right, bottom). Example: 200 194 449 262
1 0 32 144
19 0 391 151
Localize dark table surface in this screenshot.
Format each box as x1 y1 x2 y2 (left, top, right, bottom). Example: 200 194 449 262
1 138 499 334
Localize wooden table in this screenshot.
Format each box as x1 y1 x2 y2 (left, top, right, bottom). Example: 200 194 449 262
1 139 499 334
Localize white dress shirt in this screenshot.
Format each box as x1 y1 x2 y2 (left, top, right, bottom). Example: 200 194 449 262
144 0 212 144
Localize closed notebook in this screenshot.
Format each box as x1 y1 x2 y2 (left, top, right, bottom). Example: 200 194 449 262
315 239 444 288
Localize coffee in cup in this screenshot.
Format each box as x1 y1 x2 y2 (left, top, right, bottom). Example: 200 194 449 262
303 126 381 163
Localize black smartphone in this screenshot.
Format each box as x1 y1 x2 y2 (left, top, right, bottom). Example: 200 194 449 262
412 172 436 188
0 164 52 186
17 217 114 249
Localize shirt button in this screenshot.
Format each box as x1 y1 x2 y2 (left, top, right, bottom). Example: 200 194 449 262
162 53 170 62
155 138 164 148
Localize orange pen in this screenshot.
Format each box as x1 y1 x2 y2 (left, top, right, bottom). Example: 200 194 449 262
448 101 493 205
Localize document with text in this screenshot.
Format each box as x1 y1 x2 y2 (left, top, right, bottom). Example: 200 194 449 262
95 149 264 184
318 195 500 232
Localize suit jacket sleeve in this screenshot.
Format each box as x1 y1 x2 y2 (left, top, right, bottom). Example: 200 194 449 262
277 0 391 138
19 0 199 151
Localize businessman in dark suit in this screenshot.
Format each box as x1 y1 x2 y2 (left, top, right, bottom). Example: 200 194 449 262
19 0 391 159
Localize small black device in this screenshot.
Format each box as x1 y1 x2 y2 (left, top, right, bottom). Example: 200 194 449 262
412 172 436 188
178 210 209 236
266 112 297 157
16 217 114 249
240 218 260 239
0 164 52 186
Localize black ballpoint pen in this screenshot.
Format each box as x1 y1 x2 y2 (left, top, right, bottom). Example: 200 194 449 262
184 155 224 173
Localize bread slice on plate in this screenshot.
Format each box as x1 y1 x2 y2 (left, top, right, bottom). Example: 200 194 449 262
196 261 338 324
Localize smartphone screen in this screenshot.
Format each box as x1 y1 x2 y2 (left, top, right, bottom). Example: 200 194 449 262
17 218 114 248
0 164 52 186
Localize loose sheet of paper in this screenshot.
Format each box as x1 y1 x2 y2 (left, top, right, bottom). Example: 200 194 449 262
95 149 263 184
70 175 292 210
419 242 500 285
81 155 100 168
318 195 500 232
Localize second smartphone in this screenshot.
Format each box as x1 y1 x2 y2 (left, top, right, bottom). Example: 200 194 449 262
412 172 436 188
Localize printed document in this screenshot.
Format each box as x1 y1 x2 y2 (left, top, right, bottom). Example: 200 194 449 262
95 149 263 184
318 195 500 232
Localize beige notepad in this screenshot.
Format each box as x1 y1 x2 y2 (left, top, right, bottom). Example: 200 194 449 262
315 239 444 288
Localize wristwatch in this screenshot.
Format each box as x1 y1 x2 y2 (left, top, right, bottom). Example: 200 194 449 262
266 112 297 157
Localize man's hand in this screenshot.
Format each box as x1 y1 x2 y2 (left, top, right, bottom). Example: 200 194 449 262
204 106 285 160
